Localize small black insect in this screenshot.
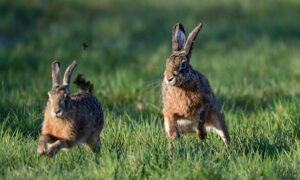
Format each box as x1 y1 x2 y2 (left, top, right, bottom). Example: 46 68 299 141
82 43 88 50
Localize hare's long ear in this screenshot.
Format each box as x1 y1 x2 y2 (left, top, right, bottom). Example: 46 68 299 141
52 61 60 88
172 23 186 52
63 60 77 89
184 23 203 59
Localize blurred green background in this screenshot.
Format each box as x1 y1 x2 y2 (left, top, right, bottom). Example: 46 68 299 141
0 0 299 179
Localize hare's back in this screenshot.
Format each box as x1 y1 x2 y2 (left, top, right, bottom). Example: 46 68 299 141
70 92 103 120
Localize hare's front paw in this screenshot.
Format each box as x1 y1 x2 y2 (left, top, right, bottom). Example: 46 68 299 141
45 148 58 158
37 147 46 156
197 130 207 140
166 128 180 141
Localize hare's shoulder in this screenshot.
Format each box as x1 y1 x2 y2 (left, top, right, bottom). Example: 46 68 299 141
70 92 99 103
194 70 220 108
70 92 92 100
193 71 212 92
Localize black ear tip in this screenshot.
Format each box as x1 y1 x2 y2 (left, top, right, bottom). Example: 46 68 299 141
173 23 185 33
173 23 182 28
178 24 185 33
52 60 60 67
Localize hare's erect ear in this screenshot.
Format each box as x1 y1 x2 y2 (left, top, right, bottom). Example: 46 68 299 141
172 23 186 52
63 60 77 89
52 61 60 88
184 23 203 59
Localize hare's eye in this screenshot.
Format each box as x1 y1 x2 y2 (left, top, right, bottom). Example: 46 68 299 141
181 62 187 69
60 97 66 104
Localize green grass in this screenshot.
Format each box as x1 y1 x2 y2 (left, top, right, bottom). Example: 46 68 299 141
0 0 300 179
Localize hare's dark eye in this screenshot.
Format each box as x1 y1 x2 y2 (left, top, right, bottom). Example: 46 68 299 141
60 99 65 105
180 62 187 69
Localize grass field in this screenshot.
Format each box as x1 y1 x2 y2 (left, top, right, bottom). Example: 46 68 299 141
0 0 300 179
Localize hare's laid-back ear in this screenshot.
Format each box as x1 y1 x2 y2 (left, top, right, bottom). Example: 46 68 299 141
172 23 186 52
52 61 60 88
63 60 77 89
184 23 203 59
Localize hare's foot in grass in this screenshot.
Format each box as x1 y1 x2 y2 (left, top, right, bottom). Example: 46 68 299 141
37 134 56 156
45 140 70 157
196 127 207 140
91 141 100 153
84 132 101 153
196 108 209 140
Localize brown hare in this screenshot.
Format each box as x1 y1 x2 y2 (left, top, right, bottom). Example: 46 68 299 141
37 61 104 157
162 23 231 145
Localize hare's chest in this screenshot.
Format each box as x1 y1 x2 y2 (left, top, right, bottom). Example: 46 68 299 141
42 118 76 141
163 86 202 116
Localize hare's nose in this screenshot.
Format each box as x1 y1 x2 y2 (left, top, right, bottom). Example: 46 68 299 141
55 109 62 114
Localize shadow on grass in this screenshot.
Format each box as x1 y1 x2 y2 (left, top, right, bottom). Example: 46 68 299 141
219 92 300 113
234 133 296 159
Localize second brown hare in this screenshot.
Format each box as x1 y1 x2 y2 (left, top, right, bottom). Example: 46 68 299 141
162 23 231 145
37 61 104 157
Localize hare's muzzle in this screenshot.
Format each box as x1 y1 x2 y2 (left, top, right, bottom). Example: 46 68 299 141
51 108 63 118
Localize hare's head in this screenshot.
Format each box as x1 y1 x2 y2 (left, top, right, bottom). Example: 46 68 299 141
48 61 77 118
164 23 203 86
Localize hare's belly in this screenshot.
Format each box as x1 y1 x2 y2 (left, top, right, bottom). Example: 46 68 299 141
176 107 205 133
177 119 199 133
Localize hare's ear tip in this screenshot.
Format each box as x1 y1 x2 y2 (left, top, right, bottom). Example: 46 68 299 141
174 23 183 27
173 23 185 34
198 22 203 27
52 60 60 66
72 60 77 65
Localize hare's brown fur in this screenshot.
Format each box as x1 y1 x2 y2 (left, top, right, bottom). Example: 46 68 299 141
162 23 230 145
37 61 103 157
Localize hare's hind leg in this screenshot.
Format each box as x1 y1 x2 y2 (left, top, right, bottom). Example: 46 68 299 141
205 110 231 145
196 108 209 140
85 130 101 153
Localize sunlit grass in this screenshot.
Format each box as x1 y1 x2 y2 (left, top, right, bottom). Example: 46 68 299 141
0 0 299 179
